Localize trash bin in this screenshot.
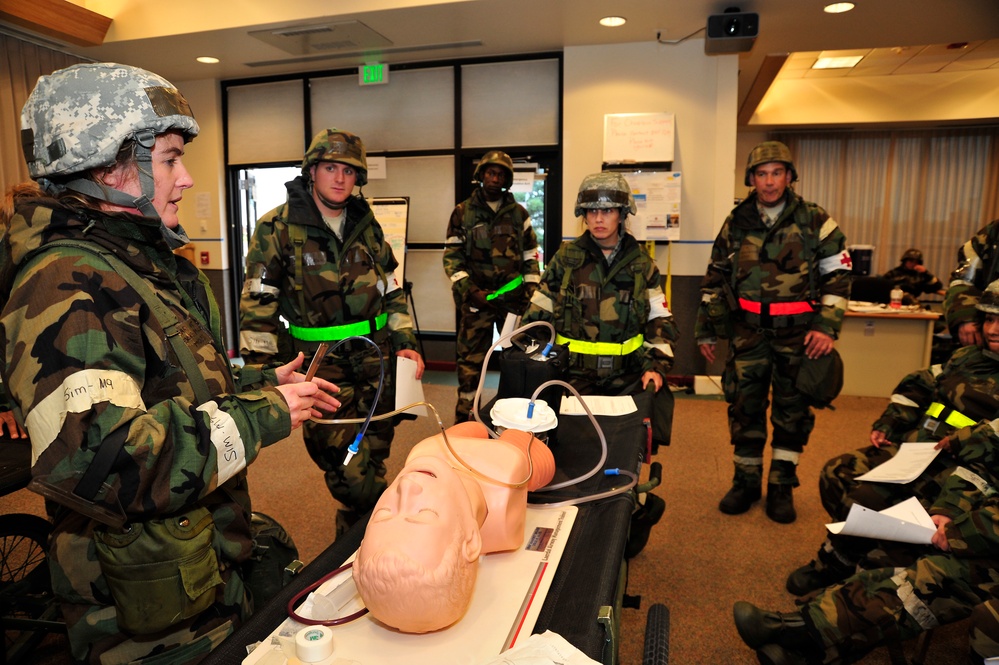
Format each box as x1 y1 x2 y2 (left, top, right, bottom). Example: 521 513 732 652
848 245 874 276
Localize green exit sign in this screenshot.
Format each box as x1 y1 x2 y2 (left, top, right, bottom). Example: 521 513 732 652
358 63 389 86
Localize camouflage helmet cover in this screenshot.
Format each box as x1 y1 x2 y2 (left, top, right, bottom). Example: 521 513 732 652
302 129 368 186
473 150 514 189
901 248 924 265
744 140 798 186
20 62 199 179
977 279 999 315
574 172 637 219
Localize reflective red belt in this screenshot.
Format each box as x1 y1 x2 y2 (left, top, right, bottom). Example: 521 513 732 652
738 298 815 315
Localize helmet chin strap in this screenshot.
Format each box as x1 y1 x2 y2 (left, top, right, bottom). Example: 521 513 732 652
311 183 350 211
62 130 161 221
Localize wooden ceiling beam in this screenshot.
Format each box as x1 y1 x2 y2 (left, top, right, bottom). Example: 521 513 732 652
0 0 112 47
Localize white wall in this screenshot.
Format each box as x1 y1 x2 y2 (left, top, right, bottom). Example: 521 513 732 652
175 78 229 270
563 39 740 277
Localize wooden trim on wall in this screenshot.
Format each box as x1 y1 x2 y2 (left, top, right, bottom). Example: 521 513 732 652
0 0 112 47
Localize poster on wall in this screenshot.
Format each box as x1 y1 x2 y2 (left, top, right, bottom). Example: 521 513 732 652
619 171 681 242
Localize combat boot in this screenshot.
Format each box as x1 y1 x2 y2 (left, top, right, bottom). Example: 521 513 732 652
733 601 822 663
786 557 853 596
766 483 796 523
719 472 762 514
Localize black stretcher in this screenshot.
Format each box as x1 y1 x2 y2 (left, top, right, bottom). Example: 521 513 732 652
205 391 658 665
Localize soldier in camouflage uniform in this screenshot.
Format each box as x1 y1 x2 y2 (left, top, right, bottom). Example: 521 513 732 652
786 308 999 595
733 283 999 665
970 600 999 663
240 128 424 534
2 63 339 665
443 151 540 422
695 141 852 524
946 219 999 348
521 172 678 401
882 248 945 304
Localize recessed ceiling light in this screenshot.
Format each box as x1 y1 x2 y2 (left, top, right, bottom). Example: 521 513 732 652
813 55 864 69
599 16 626 27
823 3 855 13
197 56 220 64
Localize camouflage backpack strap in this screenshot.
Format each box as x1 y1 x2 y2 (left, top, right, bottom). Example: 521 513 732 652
44 239 214 406
288 222 311 320
559 243 586 333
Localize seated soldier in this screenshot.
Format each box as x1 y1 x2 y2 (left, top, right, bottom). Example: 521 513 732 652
733 282 999 664
352 421 555 633
787 278 999 595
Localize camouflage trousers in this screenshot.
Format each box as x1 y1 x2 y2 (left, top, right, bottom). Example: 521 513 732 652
809 443 957 574
455 300 516 422
724 323 815 483
304 340 396 533
801 553 999 664
970 599 999 662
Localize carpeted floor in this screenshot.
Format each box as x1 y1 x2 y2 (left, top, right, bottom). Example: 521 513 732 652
2 379 969 664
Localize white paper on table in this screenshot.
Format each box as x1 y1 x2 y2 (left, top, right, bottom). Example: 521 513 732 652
395 355 427 416
826 496 936 544
559 394 638 417
855 442 941 484
499 313 521 349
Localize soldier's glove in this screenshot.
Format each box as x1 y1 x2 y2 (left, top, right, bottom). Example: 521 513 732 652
468 287 491 308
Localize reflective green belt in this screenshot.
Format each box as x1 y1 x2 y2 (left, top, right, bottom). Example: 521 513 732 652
289 313 388 342
486 275 524 301
555 333 644 356
924 402 976 429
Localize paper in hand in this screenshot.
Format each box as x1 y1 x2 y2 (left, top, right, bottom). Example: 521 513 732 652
395 355 427 416
855 442 941 484
826 496 936 545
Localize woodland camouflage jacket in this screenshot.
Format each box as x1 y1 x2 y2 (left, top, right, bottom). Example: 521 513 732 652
522 231 678 378
239 176 415 364
0 196 291 627
694 190 852 342
443 187 540 300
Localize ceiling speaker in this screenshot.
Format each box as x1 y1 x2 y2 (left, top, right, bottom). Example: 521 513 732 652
704 11 759 54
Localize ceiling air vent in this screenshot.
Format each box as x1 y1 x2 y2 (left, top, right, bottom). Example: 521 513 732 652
249 20 392 56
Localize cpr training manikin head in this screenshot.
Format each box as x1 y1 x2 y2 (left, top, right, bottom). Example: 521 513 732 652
352 421 555 633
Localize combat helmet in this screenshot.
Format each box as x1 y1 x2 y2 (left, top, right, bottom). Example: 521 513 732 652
574 172 637 219
473 150 514 189
302 129 368 186
901 248 924 265
20 62 199 220
977 279 999 315
744 141 798 186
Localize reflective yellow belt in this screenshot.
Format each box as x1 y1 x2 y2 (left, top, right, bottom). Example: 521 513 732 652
924 402 977 429
289 313 388 342
486 275 524 301
555 333 644 356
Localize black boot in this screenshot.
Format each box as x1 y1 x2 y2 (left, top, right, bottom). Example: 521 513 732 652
720 482 761 514
733 601 821 662
786 557 852 596
766 483 796 523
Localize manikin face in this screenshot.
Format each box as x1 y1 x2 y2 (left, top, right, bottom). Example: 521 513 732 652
480 165 507 202
363 455 477 571
749 161 793 207
984 313 999 354
310 161 358 213
102 130 194 229
585 208 622 245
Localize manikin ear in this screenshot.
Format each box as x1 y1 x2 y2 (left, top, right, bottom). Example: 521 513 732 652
461 525 483 563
